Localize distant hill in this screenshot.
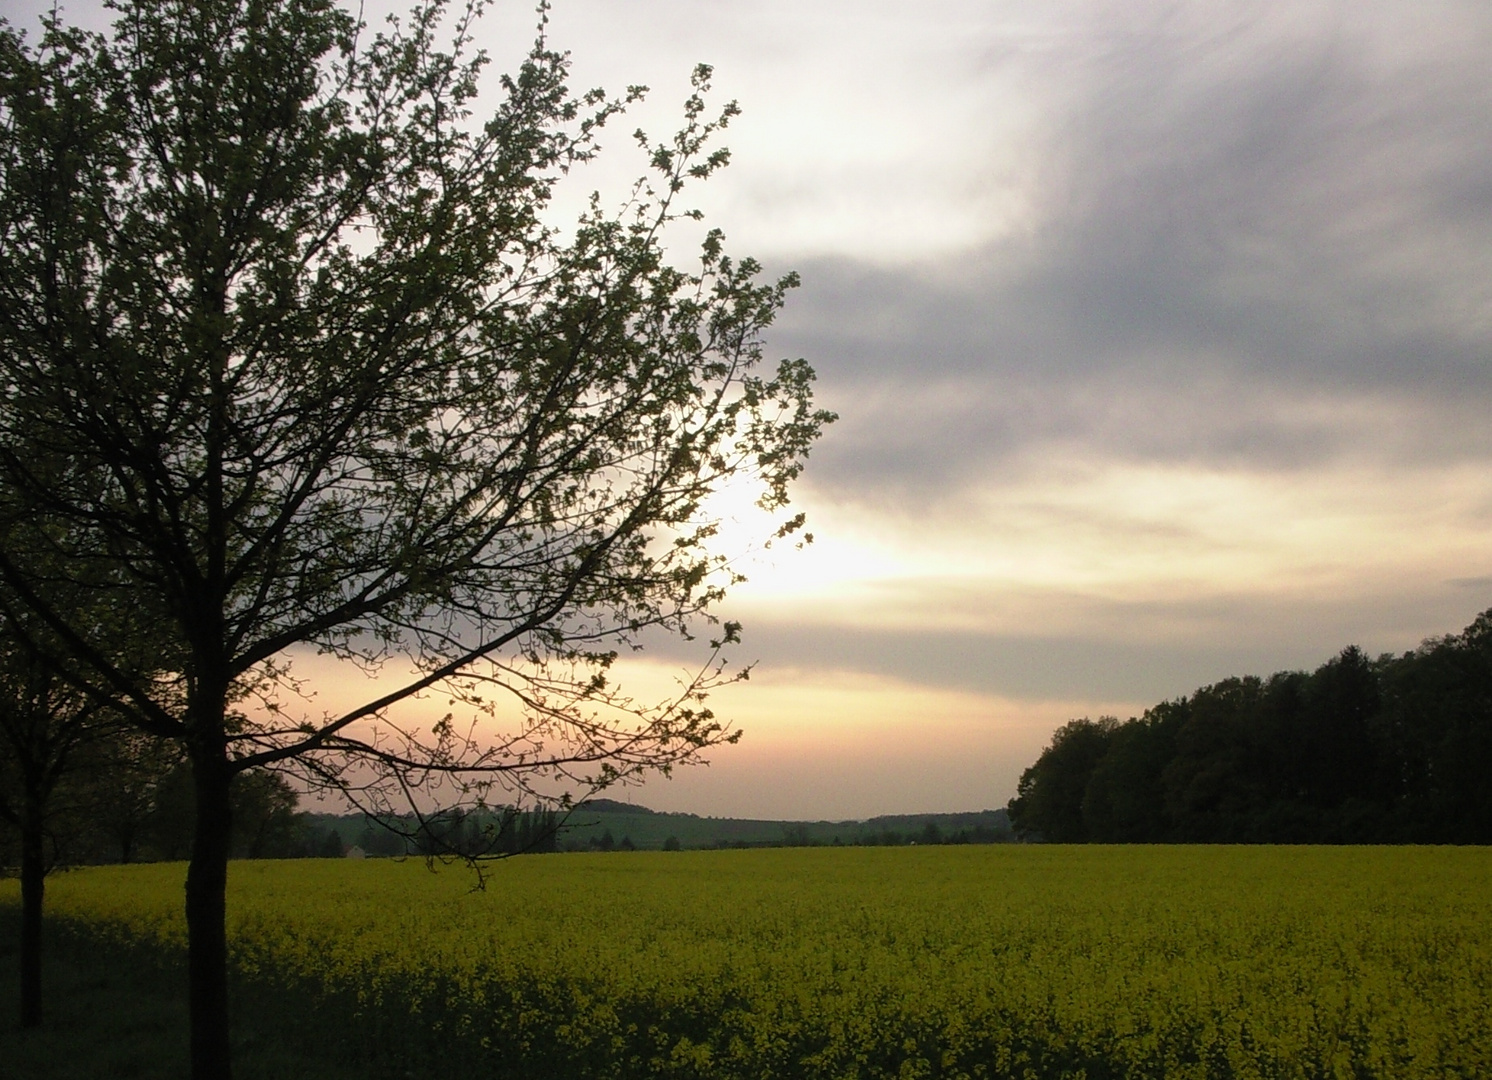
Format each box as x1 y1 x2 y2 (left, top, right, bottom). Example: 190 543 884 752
575 798 656 815
555 804 1013 851
307 804 1013 854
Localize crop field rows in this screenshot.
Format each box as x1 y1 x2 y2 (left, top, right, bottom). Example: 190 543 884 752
3 846 1490 1079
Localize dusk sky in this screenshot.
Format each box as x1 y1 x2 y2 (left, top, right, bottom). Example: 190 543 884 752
526 0 1492 820
20 0 1492 820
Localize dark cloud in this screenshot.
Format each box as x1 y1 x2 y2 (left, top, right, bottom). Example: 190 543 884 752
627 571 1492 703
766 0 1492 501
703 587 1492 704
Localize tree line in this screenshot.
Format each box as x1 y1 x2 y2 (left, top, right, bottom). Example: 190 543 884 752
1007 610 1492 843
0 747 577 865
713 828 1008 849
0 756 343 867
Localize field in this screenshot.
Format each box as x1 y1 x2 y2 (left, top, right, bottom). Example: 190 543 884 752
3 846 1490 1079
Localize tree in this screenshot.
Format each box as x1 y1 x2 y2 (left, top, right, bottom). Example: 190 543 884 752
1376 614 1492 842
1080 702 1181 842
77 728 185 863
1007 716 1117 842
1005 614 1492 846
0 1 830 1075
1160 677 1274 842
0 622 103 1028
140 762 314 859
315 825 346 857
0 566 169 1028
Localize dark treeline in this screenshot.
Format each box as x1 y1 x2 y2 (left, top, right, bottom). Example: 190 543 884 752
706 820 1012 850
0 763 346 867
351 812 621 856
1007 609 1492 843
363 807 563 858
358 811 1011 854
0 776 570 867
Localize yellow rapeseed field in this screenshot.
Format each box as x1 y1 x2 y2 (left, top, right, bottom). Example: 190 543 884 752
4 845 1489 1079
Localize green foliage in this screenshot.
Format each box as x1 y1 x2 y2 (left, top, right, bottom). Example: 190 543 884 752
20 761 339 863
2 846 1489 1079
140 766 322 860
399 804 562 858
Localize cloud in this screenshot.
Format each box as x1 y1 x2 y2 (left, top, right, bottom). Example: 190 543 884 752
20 0 1489 816
760 0 1492 501
701 584 1492 704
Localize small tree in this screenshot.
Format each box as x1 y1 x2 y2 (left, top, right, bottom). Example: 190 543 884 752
80 729 185 863
0 570 167 1028
0 1 830 1075
0 625 102 1029
315 826 345 857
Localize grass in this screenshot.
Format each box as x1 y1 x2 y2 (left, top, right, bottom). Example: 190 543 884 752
0 900 186 1079
0 898 366 1080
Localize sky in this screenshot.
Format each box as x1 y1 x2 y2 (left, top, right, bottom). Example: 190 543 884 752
513 0 1492 819
16 0 1492 820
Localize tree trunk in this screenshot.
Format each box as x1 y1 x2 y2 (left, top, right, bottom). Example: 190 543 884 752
185 752 234 1080
19 804 44 1029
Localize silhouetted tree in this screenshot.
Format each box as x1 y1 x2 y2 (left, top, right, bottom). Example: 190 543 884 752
227 770 303 858
78 732 185 864
1081 703 1182 842
132 762 310 860
0 0 828 1073
356 820 407 858
0 540 179 1026
315 827 345 858
1161 677 1278 841
508 806 560 854
1375 614 1492 841
0 626 102 1028
1007 717 1117 842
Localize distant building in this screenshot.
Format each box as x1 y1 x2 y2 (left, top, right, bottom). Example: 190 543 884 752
345 846 366 859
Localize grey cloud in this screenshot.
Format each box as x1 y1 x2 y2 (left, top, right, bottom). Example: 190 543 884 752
660 586 1492 705
765 0 1492 499
799 376 1492 505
